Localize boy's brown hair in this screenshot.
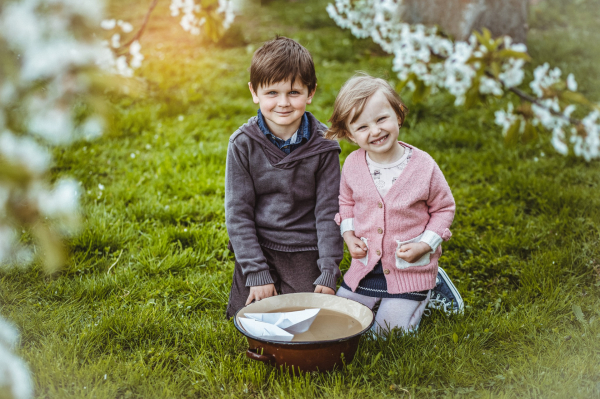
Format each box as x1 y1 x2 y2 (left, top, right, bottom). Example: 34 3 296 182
326 73 408 141
250 36 317 93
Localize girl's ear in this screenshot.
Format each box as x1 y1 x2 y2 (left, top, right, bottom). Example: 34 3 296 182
347 133 357 144
397 115 403 128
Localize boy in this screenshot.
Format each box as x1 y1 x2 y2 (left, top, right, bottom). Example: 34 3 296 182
224 36 343 318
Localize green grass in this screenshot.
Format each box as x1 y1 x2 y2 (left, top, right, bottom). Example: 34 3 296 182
2 0 600 397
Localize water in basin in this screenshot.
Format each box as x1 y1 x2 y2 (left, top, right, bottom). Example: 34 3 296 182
270 307 364 341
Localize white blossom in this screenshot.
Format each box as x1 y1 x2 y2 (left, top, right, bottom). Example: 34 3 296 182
499 58 525 88
217 0 235 29
0 131 51 174
129 41 144 69
494 103 517 135
551 127 569 155
511 43 527 53
0 318 33 399
563 104 576 118
0 2 102 82
567 73 578 92
444 40 477 105
101 19 116 30
577 110 600 161
115 55 133 77
530 63 561 98
111 33 121 48
36 179 80 219
479 76 503 96
170 0 223 35
117 20 133 33
28 107 74 145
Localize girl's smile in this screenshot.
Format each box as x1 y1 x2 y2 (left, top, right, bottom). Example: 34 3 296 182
370 134 389 145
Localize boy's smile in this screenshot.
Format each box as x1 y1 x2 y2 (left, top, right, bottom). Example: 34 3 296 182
249 79 315 140
348 89 404 164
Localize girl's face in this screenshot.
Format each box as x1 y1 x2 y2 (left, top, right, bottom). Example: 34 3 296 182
347 90 403 163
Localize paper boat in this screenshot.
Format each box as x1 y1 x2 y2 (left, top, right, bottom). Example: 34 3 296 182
238 318 294 341
244 308 320 334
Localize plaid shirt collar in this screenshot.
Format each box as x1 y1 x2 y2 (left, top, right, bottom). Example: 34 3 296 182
257 110 311 154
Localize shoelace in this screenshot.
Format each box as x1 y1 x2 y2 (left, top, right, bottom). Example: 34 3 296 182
428 294 453 313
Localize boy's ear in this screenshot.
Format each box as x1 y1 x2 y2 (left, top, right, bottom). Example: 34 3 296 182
306 84 317 105
248 82 260 104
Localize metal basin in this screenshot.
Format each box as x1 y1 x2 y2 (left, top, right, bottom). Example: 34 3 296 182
234 293 375 372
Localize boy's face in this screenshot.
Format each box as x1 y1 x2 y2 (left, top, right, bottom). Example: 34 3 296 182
249 79 315 138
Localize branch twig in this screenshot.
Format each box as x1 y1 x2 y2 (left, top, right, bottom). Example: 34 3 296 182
427 48 583 126
121 0 159 49
508 86 580 125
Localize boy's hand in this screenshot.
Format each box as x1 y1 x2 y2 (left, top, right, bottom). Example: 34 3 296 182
342 231 368 259
396 242 432 263
314 285 335 295
246 284 277 305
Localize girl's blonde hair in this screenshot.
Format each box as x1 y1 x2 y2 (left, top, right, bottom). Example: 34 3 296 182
326 73 408 141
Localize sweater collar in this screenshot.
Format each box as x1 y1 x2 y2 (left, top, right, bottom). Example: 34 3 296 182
239 112 340 165
257 110 311 151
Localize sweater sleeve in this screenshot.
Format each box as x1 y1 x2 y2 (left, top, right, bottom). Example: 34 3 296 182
312 150 344 290
337 161 355 221
424 161 455 240
225 139 274 287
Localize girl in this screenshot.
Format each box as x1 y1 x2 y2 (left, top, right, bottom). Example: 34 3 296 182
326 74 456 334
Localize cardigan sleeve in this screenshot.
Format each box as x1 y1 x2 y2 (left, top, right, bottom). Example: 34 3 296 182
424 161 455 240
336 162 355 222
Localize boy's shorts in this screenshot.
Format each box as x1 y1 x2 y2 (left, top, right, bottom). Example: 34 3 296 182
225 244 321 319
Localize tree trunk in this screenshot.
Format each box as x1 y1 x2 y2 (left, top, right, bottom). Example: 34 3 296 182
399 0 529 43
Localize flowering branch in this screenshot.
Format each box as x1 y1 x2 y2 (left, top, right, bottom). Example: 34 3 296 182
0 0 236 270
327 0 600 160
99 0 235 77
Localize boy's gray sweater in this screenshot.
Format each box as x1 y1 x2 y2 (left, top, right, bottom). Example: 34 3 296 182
225 112 344 290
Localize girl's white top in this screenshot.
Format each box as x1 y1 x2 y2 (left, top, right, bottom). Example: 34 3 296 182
366 145 412 198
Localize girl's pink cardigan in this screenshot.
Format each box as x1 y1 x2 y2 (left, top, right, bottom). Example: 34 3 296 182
335 142 455 294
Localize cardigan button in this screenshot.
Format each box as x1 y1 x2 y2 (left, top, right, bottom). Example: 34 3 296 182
377 202 382 208
377 228 383 234
383 268 390 275
376 250 381 256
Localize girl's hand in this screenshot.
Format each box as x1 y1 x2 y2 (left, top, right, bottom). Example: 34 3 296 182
314 285 335 295
396 242 431 263
343 231 368 259
246 283 277 305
